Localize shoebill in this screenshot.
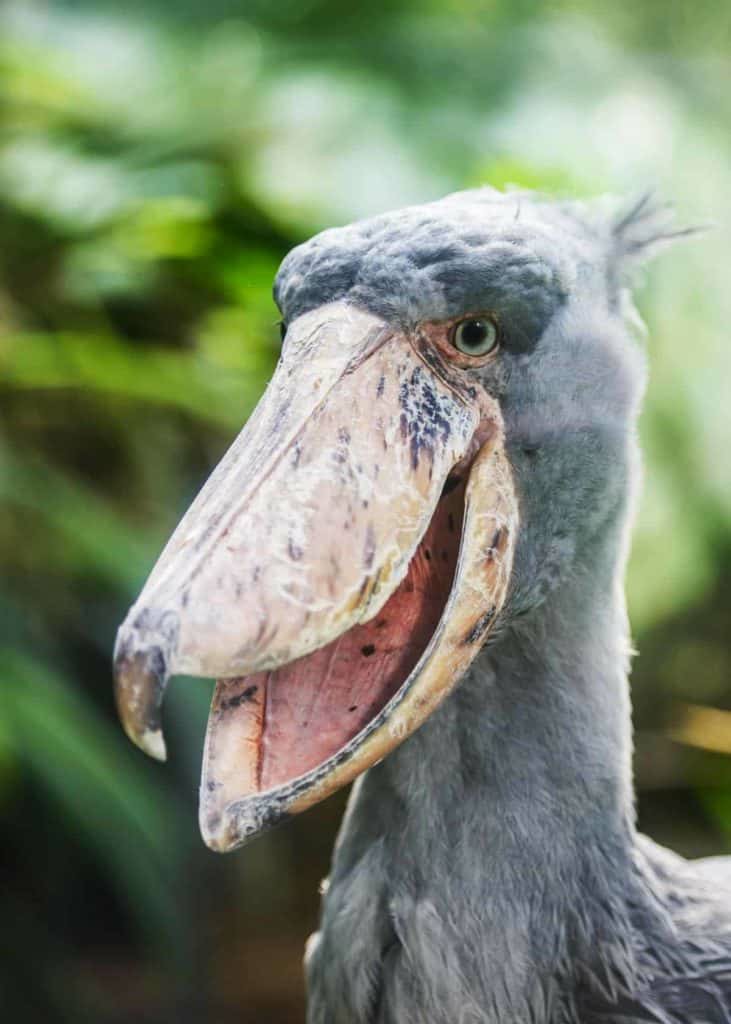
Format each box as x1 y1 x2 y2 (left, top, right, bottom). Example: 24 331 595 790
114 189 731 1023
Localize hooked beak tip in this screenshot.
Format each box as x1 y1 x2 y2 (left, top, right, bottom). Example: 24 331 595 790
113 630 171 762
128 721 168 762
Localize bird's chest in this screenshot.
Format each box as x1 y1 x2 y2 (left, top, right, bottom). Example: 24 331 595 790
306 873 574 1024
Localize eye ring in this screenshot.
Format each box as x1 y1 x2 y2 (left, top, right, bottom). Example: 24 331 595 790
450 316 499 358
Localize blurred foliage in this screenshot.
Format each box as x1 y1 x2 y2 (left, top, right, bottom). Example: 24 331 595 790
1 0 730 1020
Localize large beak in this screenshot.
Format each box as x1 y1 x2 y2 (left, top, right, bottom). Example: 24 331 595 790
114 300 517 851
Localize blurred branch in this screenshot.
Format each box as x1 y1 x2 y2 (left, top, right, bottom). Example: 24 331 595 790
669 702 731 757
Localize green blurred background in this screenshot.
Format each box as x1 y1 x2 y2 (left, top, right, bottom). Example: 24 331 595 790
1 0 730 1020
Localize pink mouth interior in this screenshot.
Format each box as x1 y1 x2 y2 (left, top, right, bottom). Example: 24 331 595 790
215 478 465 794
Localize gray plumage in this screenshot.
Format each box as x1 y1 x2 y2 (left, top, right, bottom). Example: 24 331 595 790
274 189 731 1023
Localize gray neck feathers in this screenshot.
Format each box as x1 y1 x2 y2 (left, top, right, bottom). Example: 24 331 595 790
307 514 653 1024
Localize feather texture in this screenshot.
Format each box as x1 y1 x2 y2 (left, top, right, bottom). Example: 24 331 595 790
271 189 726 1023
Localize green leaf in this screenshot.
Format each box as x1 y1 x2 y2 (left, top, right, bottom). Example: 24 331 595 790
0 649 188 957
0 330 268 429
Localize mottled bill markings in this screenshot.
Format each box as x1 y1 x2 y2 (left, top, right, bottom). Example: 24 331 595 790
203 475 466 802
115 300 518 851
200 429 516 851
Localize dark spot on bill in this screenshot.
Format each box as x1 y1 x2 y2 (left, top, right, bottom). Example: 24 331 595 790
363 523 376 569
220 684 259 711
463 607 496 645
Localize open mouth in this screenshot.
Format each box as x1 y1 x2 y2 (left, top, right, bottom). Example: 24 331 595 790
114 302 518 851
201 475 466 844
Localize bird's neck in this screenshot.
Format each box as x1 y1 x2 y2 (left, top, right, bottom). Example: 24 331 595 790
351 515 636 866
314 526 645 1021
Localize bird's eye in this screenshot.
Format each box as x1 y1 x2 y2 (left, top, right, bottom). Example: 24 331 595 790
279 321 288 343
451 317 499 357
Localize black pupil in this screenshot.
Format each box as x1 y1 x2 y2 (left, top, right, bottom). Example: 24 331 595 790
460 319 489 349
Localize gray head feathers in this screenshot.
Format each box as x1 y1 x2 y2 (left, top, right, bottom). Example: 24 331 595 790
605 191 705 296
274 187 702 339
292 188 729 1024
